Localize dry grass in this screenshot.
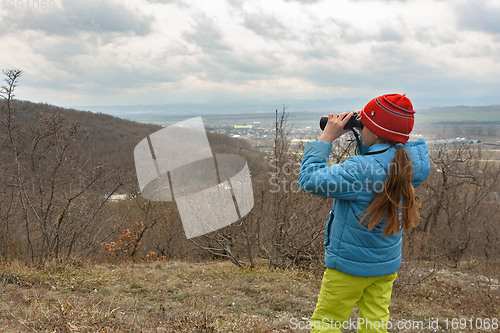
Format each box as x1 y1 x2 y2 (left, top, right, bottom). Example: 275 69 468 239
0 259 498 332
0 260 319 332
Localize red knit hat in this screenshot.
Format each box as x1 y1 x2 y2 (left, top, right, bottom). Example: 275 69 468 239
360 93 415 144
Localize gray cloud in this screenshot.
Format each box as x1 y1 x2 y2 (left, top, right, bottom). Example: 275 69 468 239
243 13 294 40
183 15 232 52
368 43 431 71
350 0 410 2
17 35 185 96
219 52 281 77
329 18 371 44
226 0 246 9
2 0 499 105
183 43 283 85
298 48 339 60
146 0 178 3
378 27 405 43
145 0 188 7
21 57 182 97
294 41 443 92
283 0 322 3
414 27 457 46
34 38 95 64
455 1 500 34
294 26 342 59
299 65 353 88
1 0 152 36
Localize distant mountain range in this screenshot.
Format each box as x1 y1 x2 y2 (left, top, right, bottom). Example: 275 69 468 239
70 96 500 123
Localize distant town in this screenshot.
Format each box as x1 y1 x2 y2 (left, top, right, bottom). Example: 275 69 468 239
205 122 320 149
203 121 500 162
205 122 438 149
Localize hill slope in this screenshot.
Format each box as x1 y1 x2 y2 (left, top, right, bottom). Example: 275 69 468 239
0 260 497 332
7 100 268 187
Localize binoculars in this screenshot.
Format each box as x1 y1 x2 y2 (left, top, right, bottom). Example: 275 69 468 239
320 113 364 131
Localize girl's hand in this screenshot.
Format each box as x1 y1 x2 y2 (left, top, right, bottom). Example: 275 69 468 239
319 112 354 142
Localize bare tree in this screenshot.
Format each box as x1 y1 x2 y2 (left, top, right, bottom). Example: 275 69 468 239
0 69 126 265
264 106 352 270
267 106 291 268
237 182 266 268
0 69 34 264
419 140 500 267
189 227 245 267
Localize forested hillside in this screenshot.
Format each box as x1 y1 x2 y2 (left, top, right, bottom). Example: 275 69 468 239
0 87 268 265
7 100 267 185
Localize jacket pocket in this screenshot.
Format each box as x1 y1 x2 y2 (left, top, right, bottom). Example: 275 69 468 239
324 211 334 247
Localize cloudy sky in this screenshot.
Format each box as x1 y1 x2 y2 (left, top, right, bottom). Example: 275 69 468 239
1 0 500 107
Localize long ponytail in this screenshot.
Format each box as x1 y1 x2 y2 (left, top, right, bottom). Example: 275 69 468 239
359 146 422 236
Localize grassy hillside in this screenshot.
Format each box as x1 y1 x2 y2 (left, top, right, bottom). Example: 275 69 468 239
0 260 498 332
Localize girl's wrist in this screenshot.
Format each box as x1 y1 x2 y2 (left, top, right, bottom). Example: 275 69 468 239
319 132 337 142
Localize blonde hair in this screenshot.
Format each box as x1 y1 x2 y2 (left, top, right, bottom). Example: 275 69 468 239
359 144 422 236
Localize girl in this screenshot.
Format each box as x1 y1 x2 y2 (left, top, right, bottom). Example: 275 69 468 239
299 94 431 333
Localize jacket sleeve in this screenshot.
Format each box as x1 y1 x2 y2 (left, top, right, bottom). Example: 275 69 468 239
298 141 363 200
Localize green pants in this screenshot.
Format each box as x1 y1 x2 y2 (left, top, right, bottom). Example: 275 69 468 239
310 268 397 333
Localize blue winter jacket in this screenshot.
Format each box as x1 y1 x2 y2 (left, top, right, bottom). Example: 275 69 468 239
299 139 430 278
